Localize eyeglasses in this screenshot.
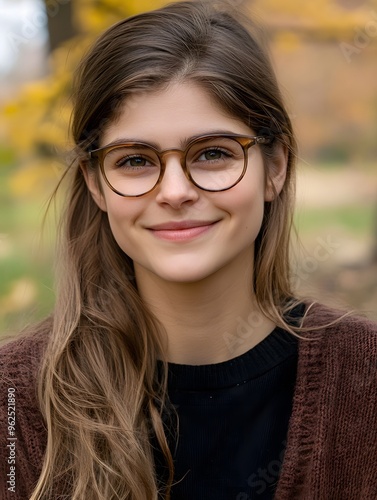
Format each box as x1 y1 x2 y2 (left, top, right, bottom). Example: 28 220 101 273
89 133 272 197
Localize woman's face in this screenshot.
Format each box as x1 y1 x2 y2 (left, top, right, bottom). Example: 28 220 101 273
85 82 286 284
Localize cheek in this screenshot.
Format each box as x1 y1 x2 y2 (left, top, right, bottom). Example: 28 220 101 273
223 169 266 226
102 196 142 251
237 190 265 237
233 185 266 254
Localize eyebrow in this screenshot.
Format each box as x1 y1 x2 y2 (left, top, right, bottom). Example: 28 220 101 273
101 129 247 150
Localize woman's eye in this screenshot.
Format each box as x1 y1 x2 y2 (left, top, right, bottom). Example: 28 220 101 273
117 156 149 168
197 149 229 161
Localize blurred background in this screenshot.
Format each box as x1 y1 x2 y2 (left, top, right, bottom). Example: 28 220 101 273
0 0 376 336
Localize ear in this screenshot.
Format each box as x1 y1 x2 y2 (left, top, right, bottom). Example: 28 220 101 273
80 161 108 212
264 143 288 202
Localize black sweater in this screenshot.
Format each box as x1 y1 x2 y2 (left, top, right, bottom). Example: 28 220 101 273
155 319 300 499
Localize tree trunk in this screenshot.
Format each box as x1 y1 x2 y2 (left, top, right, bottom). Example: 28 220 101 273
44 0 77 53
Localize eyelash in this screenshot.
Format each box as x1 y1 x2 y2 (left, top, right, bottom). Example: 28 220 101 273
194 148 233 162
116 155 155 168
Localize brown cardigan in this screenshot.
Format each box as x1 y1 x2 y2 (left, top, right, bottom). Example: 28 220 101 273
1 303 377 499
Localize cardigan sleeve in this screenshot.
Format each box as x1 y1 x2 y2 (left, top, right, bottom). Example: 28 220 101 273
0 332 48 500
275 304 377 500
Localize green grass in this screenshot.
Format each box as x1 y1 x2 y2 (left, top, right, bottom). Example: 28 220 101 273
295 205 375 237
0 150 56 336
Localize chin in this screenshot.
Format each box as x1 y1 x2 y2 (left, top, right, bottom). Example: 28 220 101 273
154 269 213 284
138 260 220 284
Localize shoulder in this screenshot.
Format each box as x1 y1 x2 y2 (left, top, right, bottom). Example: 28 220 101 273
0 322 50 498
279 304 377 497
0 320 50 413
298 301 377 391
301 301 377 346
0 319 51 420
0 323 49 386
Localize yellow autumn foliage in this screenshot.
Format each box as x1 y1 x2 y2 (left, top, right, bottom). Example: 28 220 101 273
75 0 167 33
9 158 63 198
0 278 38 315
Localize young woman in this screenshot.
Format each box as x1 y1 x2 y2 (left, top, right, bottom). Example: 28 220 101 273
1 2 376 499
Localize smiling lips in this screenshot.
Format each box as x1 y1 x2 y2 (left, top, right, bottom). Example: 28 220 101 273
147 220 219 241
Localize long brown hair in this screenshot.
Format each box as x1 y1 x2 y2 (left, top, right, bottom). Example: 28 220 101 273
32 2 300 498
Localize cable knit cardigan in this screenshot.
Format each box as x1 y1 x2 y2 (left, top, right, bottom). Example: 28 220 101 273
1 303 377 499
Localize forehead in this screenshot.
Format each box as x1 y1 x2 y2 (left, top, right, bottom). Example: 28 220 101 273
100 82 253 148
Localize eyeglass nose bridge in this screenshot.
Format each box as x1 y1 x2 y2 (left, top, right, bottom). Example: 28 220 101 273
157 147 193 184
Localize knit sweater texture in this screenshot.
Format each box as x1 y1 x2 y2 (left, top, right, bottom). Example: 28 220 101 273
0 302 377 499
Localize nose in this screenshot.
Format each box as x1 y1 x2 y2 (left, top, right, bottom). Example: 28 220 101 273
154 152 200 208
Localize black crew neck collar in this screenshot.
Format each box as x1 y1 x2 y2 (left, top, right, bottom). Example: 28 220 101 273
165 325 298 391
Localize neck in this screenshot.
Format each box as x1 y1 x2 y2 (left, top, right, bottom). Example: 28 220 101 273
135 250 276 365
